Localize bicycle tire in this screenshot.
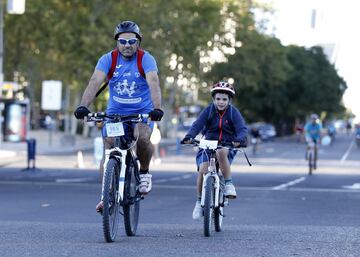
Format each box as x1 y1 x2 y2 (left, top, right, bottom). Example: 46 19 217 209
204 176 214 237
102 158 120 242
123 154 140 236
214 206 223 232
214 177 225 232
314 147 317 170
308 151 313 175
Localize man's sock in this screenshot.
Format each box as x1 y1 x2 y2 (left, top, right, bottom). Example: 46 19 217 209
140 169 149 174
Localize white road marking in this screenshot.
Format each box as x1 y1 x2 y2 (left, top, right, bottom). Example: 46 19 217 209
169 177 181 181
55 178 92 183
272 176 306 190
341 140 354 163
182 174 193 179
154 179 168 183
342 183 360 190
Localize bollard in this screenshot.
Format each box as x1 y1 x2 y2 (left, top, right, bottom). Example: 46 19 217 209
176 137 181 155
24 138 37 171
76 150 85 169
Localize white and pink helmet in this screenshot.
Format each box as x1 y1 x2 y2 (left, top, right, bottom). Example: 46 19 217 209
210 81 235 97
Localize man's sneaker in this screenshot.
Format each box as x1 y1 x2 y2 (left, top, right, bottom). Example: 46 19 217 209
139 173 152 194
96 201 104 214
224 182 237 199
192 200 202 220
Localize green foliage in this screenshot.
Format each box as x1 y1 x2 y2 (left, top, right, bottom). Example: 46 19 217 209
4 0 347 133
285 45 347 118
208 31 291 124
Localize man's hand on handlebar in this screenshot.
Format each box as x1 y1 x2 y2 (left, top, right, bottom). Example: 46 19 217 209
148 108 164 121
74 106 91 119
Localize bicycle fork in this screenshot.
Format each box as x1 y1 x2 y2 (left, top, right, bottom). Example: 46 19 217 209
201 172 220 209
101 148 128 203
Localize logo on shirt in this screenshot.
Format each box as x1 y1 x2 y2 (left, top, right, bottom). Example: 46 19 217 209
114 80 136 97
116 64 123 69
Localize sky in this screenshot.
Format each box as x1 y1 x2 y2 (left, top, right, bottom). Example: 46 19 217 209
257 0 360 122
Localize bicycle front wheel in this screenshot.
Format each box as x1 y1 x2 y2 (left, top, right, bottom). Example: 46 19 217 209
308 151 313 175
204 176 214 237
102 158 120 242
123 156 140 236
214 176 225 232
214 206 223 232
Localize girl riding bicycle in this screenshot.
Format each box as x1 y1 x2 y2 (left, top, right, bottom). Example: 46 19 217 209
181 81 248 220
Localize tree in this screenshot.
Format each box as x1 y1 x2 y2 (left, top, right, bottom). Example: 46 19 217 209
208 31 291 125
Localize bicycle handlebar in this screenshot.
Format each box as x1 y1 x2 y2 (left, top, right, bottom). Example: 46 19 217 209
85 112 149 123
181 139 252 166
180 139 246 150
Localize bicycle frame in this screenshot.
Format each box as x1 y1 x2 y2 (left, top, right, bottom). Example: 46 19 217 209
86 112 148 204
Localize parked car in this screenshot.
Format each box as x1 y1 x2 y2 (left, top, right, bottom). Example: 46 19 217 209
249 122 277 141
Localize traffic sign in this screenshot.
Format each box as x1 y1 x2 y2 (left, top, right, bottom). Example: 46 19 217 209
41 80 62 110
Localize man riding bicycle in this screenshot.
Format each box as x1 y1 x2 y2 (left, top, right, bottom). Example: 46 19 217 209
74 21 163 213
181 81 248 220
305 113 322 160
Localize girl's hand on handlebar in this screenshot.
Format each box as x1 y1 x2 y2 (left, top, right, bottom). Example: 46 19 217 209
181 137 192 144
232 141 240 147
232 140 247 148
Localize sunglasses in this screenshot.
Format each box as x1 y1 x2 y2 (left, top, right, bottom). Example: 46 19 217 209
118 38 138 45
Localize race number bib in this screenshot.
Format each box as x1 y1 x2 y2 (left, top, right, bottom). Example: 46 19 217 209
105 122 125 137
199 139 218 150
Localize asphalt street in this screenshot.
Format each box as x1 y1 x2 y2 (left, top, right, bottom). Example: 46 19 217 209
0 133 359 257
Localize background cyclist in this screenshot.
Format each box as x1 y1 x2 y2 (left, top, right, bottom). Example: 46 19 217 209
250 125 261 154
304 113 322 160
74 21 163 213
181 81 248 220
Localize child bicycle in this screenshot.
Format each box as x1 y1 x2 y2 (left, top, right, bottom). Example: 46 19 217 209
86 112 148 242
182 139 251 237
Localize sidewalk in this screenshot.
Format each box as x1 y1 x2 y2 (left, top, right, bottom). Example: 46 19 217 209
0 129 178 170
0 129 95 155
1 131 359 175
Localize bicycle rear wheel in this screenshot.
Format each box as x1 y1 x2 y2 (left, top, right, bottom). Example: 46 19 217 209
102 158 120 242
123 155 140 236
204 176 214 237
